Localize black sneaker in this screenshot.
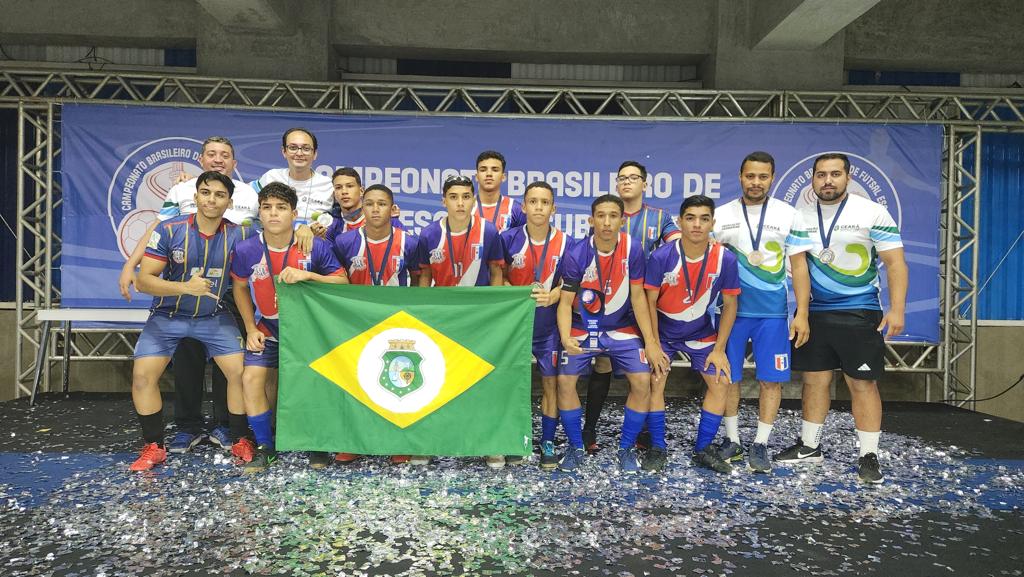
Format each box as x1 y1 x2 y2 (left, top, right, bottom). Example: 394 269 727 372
244 445 278 474
539 440 558 470
308 451 332 470
774 440 824 464
505 455 525 465
857 453 884 484
692 445 733 474
583 429 600 455
642 446 668 472
635 430 652 451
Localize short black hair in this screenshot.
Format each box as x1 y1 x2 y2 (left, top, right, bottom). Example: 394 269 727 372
591 194 624 215
442 174 474 195
281 127 317 151
332 167 362 186
476 150 506 172
257 181 298 210
201 136 234 157
617 160 647 180
680 195 716 217
524 180 554 201
813 152 850 173
363 184 394 204
195 171 235 197
740 151 775 174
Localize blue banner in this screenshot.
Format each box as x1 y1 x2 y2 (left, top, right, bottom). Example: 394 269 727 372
61 103 941 342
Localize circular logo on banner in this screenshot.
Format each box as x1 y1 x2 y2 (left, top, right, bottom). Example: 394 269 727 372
773 151 902 227
356 328 445 414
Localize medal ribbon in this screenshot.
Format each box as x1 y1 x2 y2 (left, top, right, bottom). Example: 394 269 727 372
364 228 396 286
593 236 617 295
529 228 553 285
741 199 769 252
816 194 849 251
679 241 710 302
261 231 296 308
445 216 475 282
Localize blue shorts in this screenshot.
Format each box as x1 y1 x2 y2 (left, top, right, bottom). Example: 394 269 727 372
532 333 561 378
661 334 731 380
134 312 243 359
560 333 650 376
726 316 791 383
244 338 279 368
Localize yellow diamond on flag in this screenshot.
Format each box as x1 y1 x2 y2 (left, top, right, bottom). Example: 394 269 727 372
309 310 494 429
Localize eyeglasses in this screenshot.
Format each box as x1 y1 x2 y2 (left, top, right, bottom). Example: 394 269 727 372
285 144 314 153
615 174 644 184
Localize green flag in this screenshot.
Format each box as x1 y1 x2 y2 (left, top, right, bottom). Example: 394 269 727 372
276 284 535 456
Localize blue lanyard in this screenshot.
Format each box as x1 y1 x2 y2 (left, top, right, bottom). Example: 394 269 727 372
816 194 849 249
592 237 617 295
679 241 710 302
261 232 296 301
445 216 474 281
477 196 502 229
529 228 553 284
364 228 396 286
741 199 769 251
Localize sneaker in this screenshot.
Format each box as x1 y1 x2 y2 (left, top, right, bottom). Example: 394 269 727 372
692 445 733 474
717 440 745 463
243 445 277 474
747 443 772 474
857 453 885 484
617 446 642 473
583 429 600 455
129 442 167 472
539 441 558 470
335 452 361 463
505 455 525 465
635 430 652 451
231 437 256 463
390 455 411 465
557 446 586 472
409 456 431 466
168 431 204 454
485 455 506 469
774 440 824 464
208 426 233 449
308 451 332 469
642 446 668 472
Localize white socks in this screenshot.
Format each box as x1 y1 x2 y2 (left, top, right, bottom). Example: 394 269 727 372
723 415 740 443
856 429 881 456
800 419 824 449
753 421 774 445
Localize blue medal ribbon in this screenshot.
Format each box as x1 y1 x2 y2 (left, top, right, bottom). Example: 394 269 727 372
816 194 849 250
679 240 710 303
364 228 396 286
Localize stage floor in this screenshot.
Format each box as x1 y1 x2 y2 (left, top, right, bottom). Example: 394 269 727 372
1 393 1022 577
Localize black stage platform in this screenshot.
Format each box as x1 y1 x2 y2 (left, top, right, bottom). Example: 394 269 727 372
1 393 1021 577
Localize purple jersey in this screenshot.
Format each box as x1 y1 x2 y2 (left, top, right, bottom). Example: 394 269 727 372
500 225 571 339
644 241 741 341
416 215 503 286
562 232 645 338
230 235 343 339
143 214 250 318
335 227 419 286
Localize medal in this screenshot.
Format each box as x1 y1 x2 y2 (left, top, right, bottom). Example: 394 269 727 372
741 198 769 268
315 212 334 227
679 240 710 304
747 250 765 266
816 194 849 265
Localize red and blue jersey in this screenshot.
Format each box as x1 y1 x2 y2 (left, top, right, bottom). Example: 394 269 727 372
644 241 741 341
473 196 526 233
563 232 645 338
322 210 404 244
500 225 571 339
230 235 344 340
143 214 250 318
335 227 419 287
624 203 681 257
417 215 503 287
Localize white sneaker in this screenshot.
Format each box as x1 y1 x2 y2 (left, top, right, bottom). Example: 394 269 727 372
409 455 431 466
485 455 506 469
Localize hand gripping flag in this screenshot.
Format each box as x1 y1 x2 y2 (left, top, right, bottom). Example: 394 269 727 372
276 284 535 456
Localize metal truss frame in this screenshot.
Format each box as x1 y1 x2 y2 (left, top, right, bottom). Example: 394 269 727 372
0 68 1002 403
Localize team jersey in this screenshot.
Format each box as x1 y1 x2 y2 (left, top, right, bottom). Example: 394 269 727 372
712 197 813 318
143 214 251 318
158 179 259 226
335 227 419 287
799 193 903 311
472 195 526 233
230 235 344 340
322 209 404 244
562 232 645 337
645 241 741 341
417 215 503 286
500 225 571 339
623 203 680 257
251 168 334 227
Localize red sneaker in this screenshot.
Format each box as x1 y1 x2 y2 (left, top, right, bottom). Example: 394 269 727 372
232 437 256 463
390 455 411 465
129 442 167 472
335 452 361 463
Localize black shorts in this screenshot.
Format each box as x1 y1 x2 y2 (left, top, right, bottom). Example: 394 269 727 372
791 309 885 381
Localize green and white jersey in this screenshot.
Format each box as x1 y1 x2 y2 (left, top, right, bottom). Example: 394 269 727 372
799 193 902 311
712 197 813 318
252 168 334 227
159 178 258 226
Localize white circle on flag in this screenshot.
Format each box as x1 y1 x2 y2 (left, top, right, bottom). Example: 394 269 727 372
357 328 445 413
